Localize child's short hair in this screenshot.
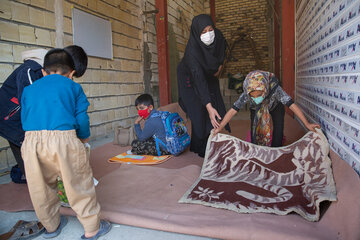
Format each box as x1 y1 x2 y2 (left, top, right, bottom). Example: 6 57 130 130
135 94 154 107
43 48 75 75
64 45 88 78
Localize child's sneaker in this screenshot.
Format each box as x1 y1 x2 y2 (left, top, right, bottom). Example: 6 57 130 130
43 216 68 239
80 220 111 240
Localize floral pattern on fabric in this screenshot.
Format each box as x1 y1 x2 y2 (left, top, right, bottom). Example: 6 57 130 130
179 130 337 222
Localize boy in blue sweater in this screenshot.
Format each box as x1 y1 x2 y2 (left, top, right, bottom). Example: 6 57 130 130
131 94 170 156
21 48 111 239
1 46 90 184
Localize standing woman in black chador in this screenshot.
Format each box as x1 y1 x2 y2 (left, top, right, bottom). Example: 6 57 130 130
177 14 230 157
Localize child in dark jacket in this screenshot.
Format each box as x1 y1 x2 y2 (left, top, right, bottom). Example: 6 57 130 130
0 46 88 183
131 94 170 156
0 49 47 181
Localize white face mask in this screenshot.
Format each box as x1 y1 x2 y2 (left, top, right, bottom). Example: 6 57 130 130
200 30 215 46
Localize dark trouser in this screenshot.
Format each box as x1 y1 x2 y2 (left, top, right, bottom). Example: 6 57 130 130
9 141 25 175
131 138 170 156
250 103 285 147
189 128 209 158
177 61 230 158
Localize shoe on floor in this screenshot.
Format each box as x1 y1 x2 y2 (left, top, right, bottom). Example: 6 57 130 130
0 220 44 240
43 216 68 239
80 220 111 240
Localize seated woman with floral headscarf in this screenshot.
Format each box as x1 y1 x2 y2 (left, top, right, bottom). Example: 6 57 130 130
213 70 320 147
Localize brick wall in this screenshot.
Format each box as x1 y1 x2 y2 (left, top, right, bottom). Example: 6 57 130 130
216 0 272 74
167 0 207 102
1 0 270 171
141 0 158 105
0 0 144 171
0 0 208 172
63 0 144 139
204 0 211 15
0 0 56 170
215 0 274 110
139 0 207 103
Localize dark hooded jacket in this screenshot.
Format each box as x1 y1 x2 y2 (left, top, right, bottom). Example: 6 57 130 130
0 60 43 146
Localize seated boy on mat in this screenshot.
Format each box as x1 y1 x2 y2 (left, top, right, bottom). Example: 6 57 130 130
131 93 170 156
213 70 320 147
21 47 111 239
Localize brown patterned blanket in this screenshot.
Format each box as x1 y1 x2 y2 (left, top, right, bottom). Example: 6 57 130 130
179 129 337 221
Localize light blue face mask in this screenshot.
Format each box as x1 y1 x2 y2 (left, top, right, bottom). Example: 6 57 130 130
251 96 265 105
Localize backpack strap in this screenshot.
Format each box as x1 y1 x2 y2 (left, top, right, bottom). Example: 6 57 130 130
148 110 166 119
150 110 171 155
153 135 167 156
149 112 160 119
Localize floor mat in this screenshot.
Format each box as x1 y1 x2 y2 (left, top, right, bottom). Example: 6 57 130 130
108 152 172 165
1 117 359 239
179 129 337 221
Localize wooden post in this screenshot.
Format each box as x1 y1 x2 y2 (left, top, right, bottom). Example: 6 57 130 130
210 0 216 24
155 0 171 106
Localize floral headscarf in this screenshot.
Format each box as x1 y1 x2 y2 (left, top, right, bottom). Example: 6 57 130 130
244 70 277 146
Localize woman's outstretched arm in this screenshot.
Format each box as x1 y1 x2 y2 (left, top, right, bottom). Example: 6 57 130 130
289 103 320 132
213 108 238 135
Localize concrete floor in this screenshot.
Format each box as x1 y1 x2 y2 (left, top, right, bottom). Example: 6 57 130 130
0 210 216 240
0 135 217 240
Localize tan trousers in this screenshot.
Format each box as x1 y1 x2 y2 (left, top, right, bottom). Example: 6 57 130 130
21 130 100 233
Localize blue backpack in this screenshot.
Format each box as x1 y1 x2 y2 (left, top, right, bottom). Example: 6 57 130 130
151 111 190 156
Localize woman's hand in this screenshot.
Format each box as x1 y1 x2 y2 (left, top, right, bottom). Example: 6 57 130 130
212 127 222 135
212 108 237 136
214 65 223 77
206 103 221 128
289 103 320 133
305 123 321 132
